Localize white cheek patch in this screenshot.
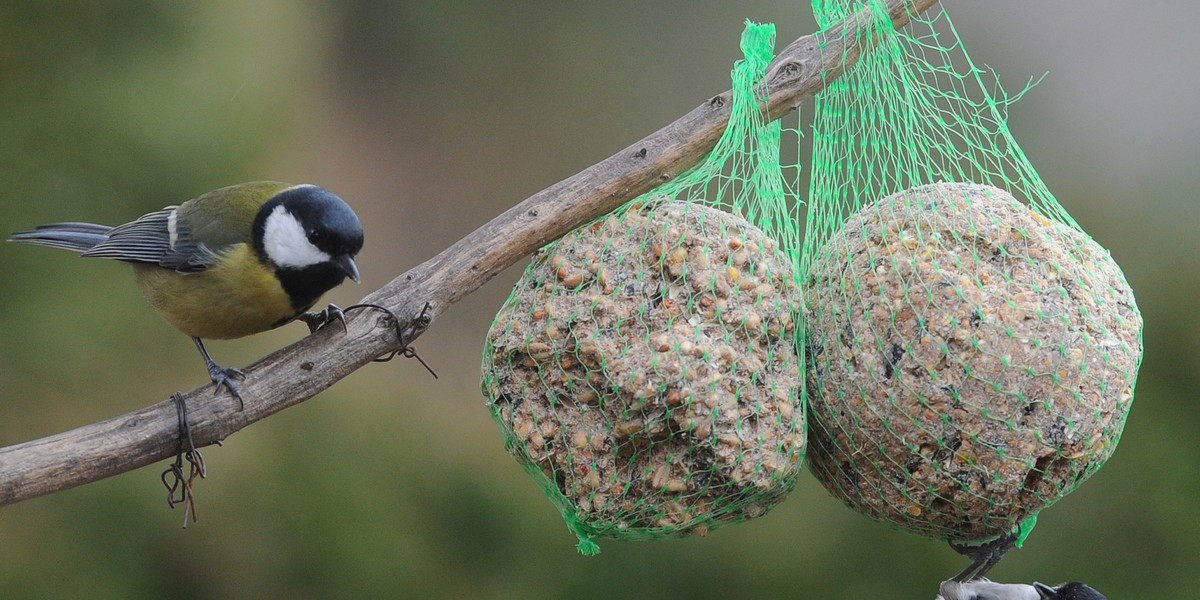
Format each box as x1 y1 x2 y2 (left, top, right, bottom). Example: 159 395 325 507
262 205 330 269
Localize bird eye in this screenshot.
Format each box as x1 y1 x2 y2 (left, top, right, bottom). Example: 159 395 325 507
308 228 322 244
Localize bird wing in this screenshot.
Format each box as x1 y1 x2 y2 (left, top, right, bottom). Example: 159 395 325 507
80 206 221 272
79 182 293 272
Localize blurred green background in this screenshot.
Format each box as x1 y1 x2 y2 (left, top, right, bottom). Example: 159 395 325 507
1 1 1194 598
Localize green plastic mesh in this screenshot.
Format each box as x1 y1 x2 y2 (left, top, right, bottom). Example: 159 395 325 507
481 22 806 555
801 2 1143 544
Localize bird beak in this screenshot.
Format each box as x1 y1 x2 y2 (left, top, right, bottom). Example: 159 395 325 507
334 255 361 283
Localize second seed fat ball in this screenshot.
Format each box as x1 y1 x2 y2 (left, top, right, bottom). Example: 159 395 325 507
803 182 1142 542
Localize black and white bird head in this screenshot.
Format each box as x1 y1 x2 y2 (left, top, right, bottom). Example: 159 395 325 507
936 579 1108 600
253 185 364 308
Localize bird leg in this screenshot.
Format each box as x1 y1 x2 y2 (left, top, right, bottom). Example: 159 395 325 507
948 528 1020 582
192 337 245 408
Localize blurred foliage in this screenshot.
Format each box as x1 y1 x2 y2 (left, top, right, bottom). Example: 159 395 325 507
0 1 1197 599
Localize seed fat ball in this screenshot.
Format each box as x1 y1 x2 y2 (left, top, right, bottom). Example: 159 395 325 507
804 182 1141 541
483 199 806 540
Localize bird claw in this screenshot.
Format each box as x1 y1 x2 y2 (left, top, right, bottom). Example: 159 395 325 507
206 363 245 408
300 303 348 334
949 528 1020 582
301 302 438 379
193 337 246 410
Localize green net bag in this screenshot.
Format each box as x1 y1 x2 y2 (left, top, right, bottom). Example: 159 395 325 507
801 0 1143 563
481 22 806 555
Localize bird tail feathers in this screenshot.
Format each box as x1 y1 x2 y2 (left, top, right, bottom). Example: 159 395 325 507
9 223 113 253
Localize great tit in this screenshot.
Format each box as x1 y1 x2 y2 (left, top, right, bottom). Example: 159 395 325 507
937 579 1108 600
9 181 364 403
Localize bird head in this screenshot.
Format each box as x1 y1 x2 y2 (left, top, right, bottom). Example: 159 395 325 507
253 185 364 309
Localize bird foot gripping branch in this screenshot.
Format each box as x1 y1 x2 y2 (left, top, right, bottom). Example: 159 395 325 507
948 523 1026 583
303 301 438 378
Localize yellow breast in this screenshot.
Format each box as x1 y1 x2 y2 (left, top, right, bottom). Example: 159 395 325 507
133 245 301 340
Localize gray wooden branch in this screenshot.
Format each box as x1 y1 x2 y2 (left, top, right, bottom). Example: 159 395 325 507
0 0 940 507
